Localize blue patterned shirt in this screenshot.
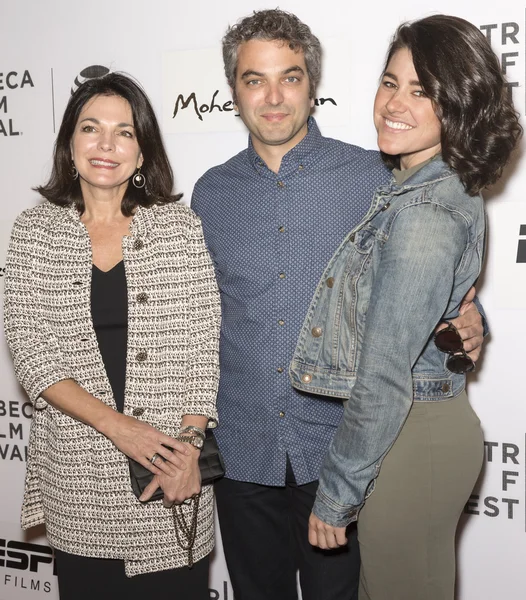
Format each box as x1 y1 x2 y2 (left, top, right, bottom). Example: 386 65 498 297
191 118 391 485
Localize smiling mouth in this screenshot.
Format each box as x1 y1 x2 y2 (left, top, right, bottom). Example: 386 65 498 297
385 118 414 131
89 159 119 167
261 113 287 121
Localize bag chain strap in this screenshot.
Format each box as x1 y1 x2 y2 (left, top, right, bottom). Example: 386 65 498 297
171 493 201 568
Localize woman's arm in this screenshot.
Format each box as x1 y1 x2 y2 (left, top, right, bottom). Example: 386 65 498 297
138 214 221 504
3 211 74 407
183 214 221 423
312 202 474 529
40 379 191 475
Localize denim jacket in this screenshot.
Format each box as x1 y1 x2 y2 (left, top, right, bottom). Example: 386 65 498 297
289 159 485 527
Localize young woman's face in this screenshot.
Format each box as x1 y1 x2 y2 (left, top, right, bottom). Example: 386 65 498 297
373 47 441 170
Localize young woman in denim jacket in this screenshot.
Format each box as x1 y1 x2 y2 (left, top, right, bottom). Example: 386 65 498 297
290 15 522 599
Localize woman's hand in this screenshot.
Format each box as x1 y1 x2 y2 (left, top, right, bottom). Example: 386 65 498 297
139 445 202 505
102 412 192 477
308 512 347 550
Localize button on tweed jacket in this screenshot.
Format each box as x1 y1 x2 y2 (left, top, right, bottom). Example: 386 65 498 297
3 201 221 576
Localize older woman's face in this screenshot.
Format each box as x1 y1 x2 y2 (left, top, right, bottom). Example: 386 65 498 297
70 94 143 197
374 47 441 170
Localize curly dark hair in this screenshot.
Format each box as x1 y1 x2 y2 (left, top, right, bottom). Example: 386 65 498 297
36 72 180 216
380 14 522 194
222 9 322 100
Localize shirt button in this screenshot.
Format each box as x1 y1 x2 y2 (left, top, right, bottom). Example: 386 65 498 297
137 292 148 303
132 407 145 417
326 277 335 288
298 165 304 170
301 374 312 384
278 225 285 233
279 272 286 279
136 351 148 362
278 319 285 326
442 383 451 393
311 326 323 337
277 367 284 373
133 238 144 251
279 411 285 418
277 181 285 188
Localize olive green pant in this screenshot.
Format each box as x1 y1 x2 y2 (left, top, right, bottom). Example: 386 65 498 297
358 391 483 600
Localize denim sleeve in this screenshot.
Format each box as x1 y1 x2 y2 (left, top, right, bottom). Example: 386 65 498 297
473 295 489 337
313 202 470 527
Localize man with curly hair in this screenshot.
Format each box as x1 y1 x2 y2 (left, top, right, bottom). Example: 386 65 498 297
191 9 485 600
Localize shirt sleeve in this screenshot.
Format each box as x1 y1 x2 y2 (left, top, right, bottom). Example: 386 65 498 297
313 201 471 527
3 210 74 407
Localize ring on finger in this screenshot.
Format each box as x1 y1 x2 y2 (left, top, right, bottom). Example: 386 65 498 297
150 453 160 464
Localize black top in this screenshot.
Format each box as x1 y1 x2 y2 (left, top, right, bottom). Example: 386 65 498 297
91 261 128 413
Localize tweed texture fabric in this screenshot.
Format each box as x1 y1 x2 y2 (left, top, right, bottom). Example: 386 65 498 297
3 201 221 576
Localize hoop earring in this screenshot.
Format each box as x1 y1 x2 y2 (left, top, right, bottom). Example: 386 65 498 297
132 168 146 189
71 162 79 180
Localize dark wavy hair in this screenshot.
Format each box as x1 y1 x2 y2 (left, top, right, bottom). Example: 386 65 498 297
380 14 522 195
222 9 322 100
36 72 181 215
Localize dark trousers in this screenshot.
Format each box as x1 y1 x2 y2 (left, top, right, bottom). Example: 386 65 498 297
54 549 209 600
215 461 360 600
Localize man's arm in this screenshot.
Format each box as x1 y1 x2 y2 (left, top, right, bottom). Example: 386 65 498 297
438 286 486 363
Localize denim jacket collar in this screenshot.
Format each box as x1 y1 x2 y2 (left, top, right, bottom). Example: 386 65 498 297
377 157 455 198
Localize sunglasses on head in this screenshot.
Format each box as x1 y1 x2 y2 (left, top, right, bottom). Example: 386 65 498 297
434 322 475 374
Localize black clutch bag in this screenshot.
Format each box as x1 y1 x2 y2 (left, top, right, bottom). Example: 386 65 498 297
129 429 225 502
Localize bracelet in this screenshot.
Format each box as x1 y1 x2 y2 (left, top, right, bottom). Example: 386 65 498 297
178 425 206 440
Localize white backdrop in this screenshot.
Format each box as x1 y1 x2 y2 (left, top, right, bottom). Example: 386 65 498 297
0 1 525 598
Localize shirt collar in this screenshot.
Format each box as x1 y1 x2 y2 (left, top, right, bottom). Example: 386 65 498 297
247 116 324 174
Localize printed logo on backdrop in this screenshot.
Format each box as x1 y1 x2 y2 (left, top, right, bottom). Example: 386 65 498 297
0 399 32 462
71 65 110 94
0 539 55 595
479 17 524 113
487 202 526 310
464 438 523 524
209 581 233 599
517 224 526 263
0 70 35 137
162 38 352 134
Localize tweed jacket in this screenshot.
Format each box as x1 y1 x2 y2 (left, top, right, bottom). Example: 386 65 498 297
3 200 221 576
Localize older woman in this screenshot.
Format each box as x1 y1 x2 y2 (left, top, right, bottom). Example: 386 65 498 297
291 14 522 600
3 72 220 599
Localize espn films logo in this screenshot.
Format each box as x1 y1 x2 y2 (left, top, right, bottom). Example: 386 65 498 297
0 539 55 594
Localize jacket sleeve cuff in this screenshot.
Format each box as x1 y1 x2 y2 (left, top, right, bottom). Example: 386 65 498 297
312 488 360 528
473 295 489 337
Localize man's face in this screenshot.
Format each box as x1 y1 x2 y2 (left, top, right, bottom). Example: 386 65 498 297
233 39 314 156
